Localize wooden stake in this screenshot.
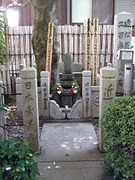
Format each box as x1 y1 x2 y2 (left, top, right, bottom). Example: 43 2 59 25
45 22 54 77
92 18 99 86
86 18 92 70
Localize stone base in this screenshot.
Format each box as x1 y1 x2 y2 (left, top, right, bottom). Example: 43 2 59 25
67 99 83 119
49 100 65 119
53 91 78 108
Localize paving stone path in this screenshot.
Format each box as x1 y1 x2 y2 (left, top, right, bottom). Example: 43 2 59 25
37 123 105 180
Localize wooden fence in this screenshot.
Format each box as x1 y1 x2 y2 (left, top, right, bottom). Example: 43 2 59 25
4 26 35 93
5 24 114 71
57 24 114 69
3 24 114 93
6 26 35 70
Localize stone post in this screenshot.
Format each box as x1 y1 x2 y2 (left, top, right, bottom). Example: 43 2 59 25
114 12 132 52
0 81 5 139
16 77 22 118
99 63 116 152
124 64 134 95
114 12 133 93
20 68 39 151
41 71 50 118
82 71 91 118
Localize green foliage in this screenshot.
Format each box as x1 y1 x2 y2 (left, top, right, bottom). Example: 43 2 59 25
71 80 80 93
53 80 80 95
53 83 62 94
0 139 39 180
102 96 135 179
0 14 6 64
0 106 8 112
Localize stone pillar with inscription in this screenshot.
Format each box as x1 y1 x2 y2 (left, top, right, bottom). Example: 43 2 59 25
99 63 116 152
114 12 132 53
16 77 22 118
114 12 133 93
82 71 91 118
20 68 39 151
41 71 50 118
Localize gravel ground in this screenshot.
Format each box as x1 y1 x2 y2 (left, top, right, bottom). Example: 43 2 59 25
5 104 43 140
5 102 99 141
5 104 24 140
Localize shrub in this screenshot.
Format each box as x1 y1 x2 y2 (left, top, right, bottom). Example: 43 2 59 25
0 138 39 180
102 96 135 179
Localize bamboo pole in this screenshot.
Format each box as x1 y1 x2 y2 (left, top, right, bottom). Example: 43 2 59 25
92 18 99 86
45 22 54 78
86 18 92 70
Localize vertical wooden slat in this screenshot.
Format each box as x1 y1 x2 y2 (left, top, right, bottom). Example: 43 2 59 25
57 25 62 62
25 26 30 67
20 27 25 65
63 25 68 55
14 27 19 69
111 25 114 65
73 25 79 63
79 25 83 64
5 25 11 93
82 23 87 70
60 26 63 62
30 26 35 66
106 25 112 64
9 27 12 69
12 27 16 70
28 26 32 67
100 25 107 68
18 27 21 65
98 25 102 69
68 25 73 60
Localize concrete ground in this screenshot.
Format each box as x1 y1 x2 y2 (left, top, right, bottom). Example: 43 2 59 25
37 123 105 180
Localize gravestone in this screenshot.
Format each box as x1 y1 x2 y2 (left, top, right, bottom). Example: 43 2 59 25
60 54 74 89
114 12 132 52
64 54 73 74
54 53 79 108
114 12 133 95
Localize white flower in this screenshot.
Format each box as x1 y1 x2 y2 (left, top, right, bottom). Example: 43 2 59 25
6 166 11 171
57 91 62 94
73 90 77 93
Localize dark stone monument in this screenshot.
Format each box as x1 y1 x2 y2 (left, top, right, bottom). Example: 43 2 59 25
53 53 79 108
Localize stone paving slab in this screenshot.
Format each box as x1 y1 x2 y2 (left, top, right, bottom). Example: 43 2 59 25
38 161 103 180
37 123 104 180
39 123 102 162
